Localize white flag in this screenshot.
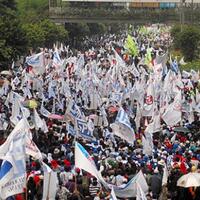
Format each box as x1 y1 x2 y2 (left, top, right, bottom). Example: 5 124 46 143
33 109 44 130
142 134 153 156
42 171 58 200
0 119 29 199
143 81 155 117
145 114 160 134
162 164 168 186
113 170 148 198
162 91 182 126
110 187 118 200
110 107 135 144
25 133 43 160
136 183 147 200
170 133 177 144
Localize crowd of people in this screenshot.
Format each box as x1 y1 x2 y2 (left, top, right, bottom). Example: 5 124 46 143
0 24 200 200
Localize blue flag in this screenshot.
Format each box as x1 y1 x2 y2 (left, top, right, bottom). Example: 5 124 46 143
76 118 94 141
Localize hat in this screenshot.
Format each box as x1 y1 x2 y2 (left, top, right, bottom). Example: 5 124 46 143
158 160 165 166
54 148 60 154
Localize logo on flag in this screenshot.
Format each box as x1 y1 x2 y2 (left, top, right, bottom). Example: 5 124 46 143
145 95 153 105
76 119 94 141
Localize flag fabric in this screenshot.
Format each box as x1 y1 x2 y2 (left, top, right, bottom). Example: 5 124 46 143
40 103 63 120
170 133 177 144
110 187 118 200
179 57 187 65
42 170 58 200
26 52 45 74
113 170 148 198
142 133 153 156
136 183 147 200
171 60 179 74
0 119 29 199
10 94 22 125
25 133 43 160
67 100 85 120
162 91 182 126
67 124 76 136
75 142 99 179
124 34 139 57
145 48 152 67
143 81 155 117
145 114 161 134
162 163 168 186
33 109 44 130
110 107 135 144
75 143 148 198
76 118 94 141
0 158 13 187
0 118 30 157
26 52 44 67
52 49 62 69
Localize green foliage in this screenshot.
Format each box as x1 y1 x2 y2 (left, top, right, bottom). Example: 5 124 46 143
179 26 200 61
23 20 68 49
22 23 45 49
0 0 28 67
180 60 200 72
39 19 68 48
17 0 48 23
171 25 182 49
171 25 200 61
67 23 90 40
88 23 107 35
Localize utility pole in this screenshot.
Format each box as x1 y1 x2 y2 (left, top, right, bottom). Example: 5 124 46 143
180 0 183 32
180 0 185 32
191 0 194 23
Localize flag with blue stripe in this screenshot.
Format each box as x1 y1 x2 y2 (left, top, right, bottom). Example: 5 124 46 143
76 118 94 141
0 119 28 199
116 107 132 130
52 50 62 68
171 60 179 74
26 52 44 67
110 107 135 144
67 124 76 136
0 160 13 187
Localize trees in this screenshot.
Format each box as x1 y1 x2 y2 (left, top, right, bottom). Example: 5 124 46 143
171 25 200 61
22 20 68 49
17 0 48 23
39 20 68 48
179 27 200 61
0 0 28 68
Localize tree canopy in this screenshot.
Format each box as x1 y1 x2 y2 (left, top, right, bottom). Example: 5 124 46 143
0 0 28 67
171 25 200 61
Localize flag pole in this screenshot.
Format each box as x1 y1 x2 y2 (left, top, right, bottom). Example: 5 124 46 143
25 177 28 200
46 171 51 200
74 118 78 194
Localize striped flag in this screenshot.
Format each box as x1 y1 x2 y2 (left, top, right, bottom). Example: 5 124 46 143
110 107 135 144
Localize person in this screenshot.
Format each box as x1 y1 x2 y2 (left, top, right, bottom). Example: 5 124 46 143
150 168 162 200
89 178 101 198
56 183 70 200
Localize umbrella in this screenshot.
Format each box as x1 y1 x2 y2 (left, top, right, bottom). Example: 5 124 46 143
177 172 200 188
48 114 64 120
174 127 190 133
0 70 12 76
